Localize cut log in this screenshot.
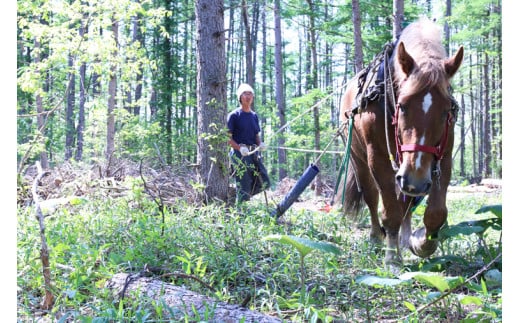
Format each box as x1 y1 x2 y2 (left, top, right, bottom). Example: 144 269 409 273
105 273 286 323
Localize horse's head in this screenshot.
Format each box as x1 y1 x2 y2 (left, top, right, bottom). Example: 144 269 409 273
393 42 464 196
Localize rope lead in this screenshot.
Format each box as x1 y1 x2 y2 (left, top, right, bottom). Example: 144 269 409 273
332 117 354 205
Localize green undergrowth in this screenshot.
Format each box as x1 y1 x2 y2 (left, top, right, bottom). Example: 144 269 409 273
17 183 502 322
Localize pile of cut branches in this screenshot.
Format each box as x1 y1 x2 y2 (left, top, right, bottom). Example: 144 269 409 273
17 159 202 208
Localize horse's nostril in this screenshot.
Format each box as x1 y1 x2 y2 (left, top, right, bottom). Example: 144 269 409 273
423 181 432 192
396 174 405 188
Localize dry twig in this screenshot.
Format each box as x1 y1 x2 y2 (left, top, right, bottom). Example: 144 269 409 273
31 161 54 310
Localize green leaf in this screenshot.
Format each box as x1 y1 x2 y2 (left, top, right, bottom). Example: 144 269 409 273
263 234 341 257
401 272 462 292
439 221 485 238
418 255 469 272
403 301 416 312
475 204 502 219
458 295 483 306
69 196 88 206
355 275 408 288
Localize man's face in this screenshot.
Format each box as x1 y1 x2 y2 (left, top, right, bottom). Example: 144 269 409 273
240 91 254 104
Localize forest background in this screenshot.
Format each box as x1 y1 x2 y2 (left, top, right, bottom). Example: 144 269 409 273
16 0 504 201
9 0 517 320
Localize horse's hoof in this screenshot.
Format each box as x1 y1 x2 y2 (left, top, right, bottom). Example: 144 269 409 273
384 254 403 275
409 227 439 258
369 226 385 245
385 262 402 276
369 234 384 246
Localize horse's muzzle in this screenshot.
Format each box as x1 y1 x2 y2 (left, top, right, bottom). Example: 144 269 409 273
395 172 432 196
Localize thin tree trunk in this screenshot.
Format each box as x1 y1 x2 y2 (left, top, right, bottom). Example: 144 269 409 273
106 15 118 161
483 51 491 177
34 38 49 169
260 1 268 141
469 54 477 179
393 0 404 40
241 0 254 87
491 3 502 177
443 0 452 53
305 0 323 196
227 0 237 93
133 11 144 116
75 3 87 162
76 59 86 161
477 50 484 177
32 161 54 310
273 0 287 180
160 0 173 164
459 78 465 178
65 53 75 161
351 0 363 73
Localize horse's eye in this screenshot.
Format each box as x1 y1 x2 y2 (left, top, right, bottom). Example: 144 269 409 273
398 103 406 113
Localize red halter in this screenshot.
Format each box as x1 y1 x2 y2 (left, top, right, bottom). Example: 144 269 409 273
393 104 453 164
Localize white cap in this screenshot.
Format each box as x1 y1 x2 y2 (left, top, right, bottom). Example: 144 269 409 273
237 83 254 102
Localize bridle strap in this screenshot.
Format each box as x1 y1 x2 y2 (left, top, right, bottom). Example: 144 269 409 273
393 105 453 163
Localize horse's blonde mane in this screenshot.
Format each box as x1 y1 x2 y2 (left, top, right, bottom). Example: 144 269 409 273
394 18 451 97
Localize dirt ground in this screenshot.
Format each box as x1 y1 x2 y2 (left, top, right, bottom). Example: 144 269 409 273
263 177 502 214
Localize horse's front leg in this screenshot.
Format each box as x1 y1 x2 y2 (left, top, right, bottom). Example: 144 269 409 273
372 171 405 266
367 154 405 266
409 191 447 258
379 197 405 266
408 154 451 258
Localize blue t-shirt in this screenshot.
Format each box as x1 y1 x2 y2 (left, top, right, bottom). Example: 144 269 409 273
227 108 260 146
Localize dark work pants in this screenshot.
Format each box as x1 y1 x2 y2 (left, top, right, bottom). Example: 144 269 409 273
230 150 270 203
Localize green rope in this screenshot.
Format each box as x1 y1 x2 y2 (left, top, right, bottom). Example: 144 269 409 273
333 117 354 205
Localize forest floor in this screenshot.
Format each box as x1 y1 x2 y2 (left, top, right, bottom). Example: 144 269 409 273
17 160 503 322
19 159 502 215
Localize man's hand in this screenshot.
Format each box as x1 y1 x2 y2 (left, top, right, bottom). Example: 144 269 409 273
259 142 267 151
239 145 249 156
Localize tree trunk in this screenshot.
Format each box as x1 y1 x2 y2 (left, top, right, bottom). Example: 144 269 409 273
105 273 285 322
483 51 491 177
351 0 363 73
65 53 75 161
393 0 404 40
75 13 87 161
34 38 49 169
469 54 477 179
75 60 86 161
459 78 465 178
273 0 287 181
305 0 323 197
159 0 174 164
106 15 118 161
195 0 229 203
443 0 452 53
133 10 144 116
241 0 254 87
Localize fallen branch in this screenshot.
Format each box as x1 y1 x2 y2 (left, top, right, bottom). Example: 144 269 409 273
105 273 287 323
31 161 54 310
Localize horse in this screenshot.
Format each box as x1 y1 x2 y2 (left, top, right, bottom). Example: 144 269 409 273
334 18 464 267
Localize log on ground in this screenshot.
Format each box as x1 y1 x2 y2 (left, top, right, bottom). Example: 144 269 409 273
105 273 286 323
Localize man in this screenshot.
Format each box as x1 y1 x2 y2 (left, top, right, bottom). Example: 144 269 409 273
227 83 270 204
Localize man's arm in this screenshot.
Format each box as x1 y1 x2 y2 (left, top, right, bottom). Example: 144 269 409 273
228 133 241 151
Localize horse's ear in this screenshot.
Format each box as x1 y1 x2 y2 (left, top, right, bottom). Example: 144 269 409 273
444 46 464 78
397 42 416 77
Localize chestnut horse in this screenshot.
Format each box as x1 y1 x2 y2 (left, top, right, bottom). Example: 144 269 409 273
334 18 464 266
